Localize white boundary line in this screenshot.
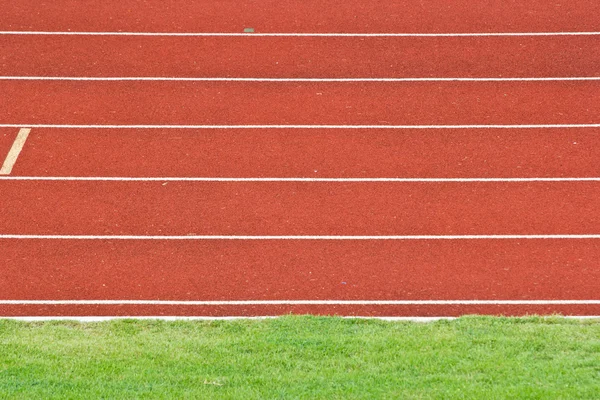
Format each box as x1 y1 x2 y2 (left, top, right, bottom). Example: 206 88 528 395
1 177 599 182
0 316 447 322
0 300 598 305
2 316 598 322
1 235 599 240
1 124 600 129
2 76 600 82
1 31 599 37
0 128 31 175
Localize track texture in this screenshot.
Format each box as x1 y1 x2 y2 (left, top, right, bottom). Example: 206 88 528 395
2 0 599 33
0 0 599 317
1 36 599 78
11 128 600 178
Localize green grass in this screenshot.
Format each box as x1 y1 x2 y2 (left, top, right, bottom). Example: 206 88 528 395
0 316 598 399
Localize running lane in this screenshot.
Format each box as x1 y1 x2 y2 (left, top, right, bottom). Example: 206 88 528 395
1 181 599 235
2 36 599 78
1 239 598 316
8 128 600 178
1 81 599 125
1 0 598 33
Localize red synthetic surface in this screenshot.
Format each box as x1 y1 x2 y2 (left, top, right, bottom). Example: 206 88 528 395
1 240 599 316
2 81 600 125
1 181 599 236
1 0 599 33
1 1 599 317
2 36 599 78
13 128 600 178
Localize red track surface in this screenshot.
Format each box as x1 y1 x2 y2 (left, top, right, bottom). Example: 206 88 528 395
1 240 598 317
2 0 599 33
2 81 599 125
2 181 600 235
13 128 600 178
0 1 599 317
2 36 599 78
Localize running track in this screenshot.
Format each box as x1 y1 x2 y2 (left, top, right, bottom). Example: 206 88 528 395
1 0 599 317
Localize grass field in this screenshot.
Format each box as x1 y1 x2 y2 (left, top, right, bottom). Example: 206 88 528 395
0 316 598 399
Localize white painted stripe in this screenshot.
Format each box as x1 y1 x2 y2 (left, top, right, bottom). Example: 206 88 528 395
0 235 598 240
0 128 31 175
2 316 598 322
1 124 599 129
1 177 599 182
2 76 600 82
0 316 453 322
3 316 597 322
0 300 598 305
2 316 279 321
1 31 599 37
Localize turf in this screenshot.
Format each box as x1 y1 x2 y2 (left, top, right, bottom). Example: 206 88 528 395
0 316 598 399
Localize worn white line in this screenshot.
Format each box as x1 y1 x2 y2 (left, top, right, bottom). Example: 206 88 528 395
2 76 600 82
1 124 600 129
2 316 598 322
3 316 597 322
0 300 598 305
0 235 599 240
2 316 280 321
0 316 449 322
1 177 599 182
0 128 31 175
1 31 599 37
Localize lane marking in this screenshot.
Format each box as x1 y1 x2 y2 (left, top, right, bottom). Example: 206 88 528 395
0 300 598 305
0 31 599 37
1 177 600 182
0 235 599 240
1 316 597 322
2 76 600 82
1 124 600 129
0 316 450 322
0 128 31 175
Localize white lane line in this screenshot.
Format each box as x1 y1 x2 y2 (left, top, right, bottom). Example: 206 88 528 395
0 128 31 175
1 177 599 182
1 31 599 37
2 316 598 322
0 316 453 322
2 76 600 82
0 300 598 305
0 235 599 240
4 316 279 321
1 124 600 129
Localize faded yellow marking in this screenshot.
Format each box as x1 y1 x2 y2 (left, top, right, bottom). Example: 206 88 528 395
0 128 31 175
